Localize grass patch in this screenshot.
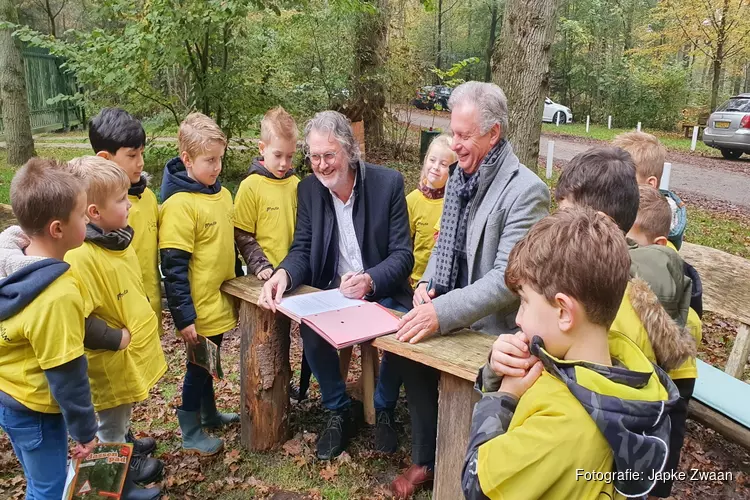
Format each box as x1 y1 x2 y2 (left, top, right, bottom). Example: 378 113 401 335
541 123 721 156
685 206 750 259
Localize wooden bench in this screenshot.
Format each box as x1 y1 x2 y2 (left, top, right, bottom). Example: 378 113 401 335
680 243 750 448
221 276 493 499
681 124 707 138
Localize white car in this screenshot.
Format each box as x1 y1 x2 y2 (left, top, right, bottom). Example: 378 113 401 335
543 97 573 124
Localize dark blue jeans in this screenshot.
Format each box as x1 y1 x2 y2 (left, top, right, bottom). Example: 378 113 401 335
300 296 408 412
0 404 68 499
182 333 224 412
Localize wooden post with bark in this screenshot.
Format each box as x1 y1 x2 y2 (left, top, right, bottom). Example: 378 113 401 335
491 0 559 172
238 301 292 450
0 0 35 165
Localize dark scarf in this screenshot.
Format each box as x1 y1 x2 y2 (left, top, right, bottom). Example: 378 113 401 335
85 223 134 251
418 181 445 200
248 157 295 180
432 140 507 294
128 174 148 198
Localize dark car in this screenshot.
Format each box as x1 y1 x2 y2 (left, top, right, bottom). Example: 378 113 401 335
411 85 452 111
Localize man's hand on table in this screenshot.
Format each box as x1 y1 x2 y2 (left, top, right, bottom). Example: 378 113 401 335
258 270 289 312
395 303 439 344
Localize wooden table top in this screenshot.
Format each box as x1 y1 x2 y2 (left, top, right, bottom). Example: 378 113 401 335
222 275 493 383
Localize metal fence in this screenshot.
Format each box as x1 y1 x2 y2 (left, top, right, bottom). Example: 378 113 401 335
0 45 82 136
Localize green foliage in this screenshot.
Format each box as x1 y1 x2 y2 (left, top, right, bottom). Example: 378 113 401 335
430 57 480 88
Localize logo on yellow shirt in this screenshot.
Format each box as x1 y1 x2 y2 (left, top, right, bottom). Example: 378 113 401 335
204 221 217 229
266 206 280 212
0 324 9 342
116 289 129 301
148 221 157 233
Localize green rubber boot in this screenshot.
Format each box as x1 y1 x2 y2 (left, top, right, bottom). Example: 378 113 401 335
177 409 224 456
200 384 240 428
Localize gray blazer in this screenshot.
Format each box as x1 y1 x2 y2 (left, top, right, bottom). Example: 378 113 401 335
422 145 550 337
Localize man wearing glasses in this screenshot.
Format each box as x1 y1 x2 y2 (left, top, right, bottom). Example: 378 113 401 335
258 111 428 466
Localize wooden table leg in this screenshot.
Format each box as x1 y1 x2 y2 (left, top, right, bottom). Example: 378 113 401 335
339 346 353 381
433 373 478 500
239 300 292 450
360 342 379 425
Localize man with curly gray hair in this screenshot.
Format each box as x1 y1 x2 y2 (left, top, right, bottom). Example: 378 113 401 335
259 110 432 463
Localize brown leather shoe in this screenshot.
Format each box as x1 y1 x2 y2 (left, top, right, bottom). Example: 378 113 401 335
390 464 434 499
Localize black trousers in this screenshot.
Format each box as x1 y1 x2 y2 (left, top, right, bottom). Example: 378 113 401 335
391 354 440 468
651 377 695 498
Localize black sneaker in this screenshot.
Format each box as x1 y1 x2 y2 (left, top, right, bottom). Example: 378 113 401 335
122 474 161 500
374 410 398 454
129 454 163 484
126 429 156 456
316 399 364 460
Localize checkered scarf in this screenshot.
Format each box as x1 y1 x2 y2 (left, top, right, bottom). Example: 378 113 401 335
432 141 507 294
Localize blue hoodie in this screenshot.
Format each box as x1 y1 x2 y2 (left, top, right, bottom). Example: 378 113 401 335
0 227 97 444
161 157 222 201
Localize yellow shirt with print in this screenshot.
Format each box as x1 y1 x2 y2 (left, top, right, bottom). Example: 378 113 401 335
66 243 166 412
406 189 443 284
477 331 668 500
234 174 299 268
129 187 162 335
0 271 85 413
159 187 238 337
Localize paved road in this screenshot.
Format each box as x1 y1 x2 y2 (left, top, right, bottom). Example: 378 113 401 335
397 109 750 208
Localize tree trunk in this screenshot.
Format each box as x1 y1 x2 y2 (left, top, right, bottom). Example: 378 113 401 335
744 62 750 93
436 0 443 71
0 0 35 165
352 0 389 151
491 0 559 173
484 0 499 82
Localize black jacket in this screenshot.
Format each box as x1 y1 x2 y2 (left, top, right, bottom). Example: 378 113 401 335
279 161 413 309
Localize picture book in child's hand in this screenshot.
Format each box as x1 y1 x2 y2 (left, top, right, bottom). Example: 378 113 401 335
186 335 223 380
66 443 132 499
278 289 401 349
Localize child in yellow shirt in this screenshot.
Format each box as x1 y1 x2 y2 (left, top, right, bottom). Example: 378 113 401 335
64 156 166 498
234 106 299 278
88 107 163 461
0 159 97 499
464 208 678 500
159 113 239 456
626 185 702 499
406 134 455 285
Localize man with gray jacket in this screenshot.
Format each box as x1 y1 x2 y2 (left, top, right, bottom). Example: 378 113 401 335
391 81 549 498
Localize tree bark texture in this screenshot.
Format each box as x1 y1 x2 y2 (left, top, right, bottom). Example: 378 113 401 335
0 0 35 165
491 0 559 173
239 301 291 451
351 0 389 151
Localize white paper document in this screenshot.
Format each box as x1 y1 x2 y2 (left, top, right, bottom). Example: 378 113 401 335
278 289 365 322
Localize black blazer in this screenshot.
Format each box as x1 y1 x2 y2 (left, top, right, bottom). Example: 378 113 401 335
279 161 414 309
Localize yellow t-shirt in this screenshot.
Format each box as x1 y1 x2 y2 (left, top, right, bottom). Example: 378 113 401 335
66 243 166 411
129 187 162 335
0 271 85 413
406 189 443 284
159 188 238 337
234 174 299 268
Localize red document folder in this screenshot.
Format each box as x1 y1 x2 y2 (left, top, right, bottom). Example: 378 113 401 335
301 302 400 349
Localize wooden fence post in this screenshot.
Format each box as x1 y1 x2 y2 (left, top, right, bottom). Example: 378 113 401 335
239 301 292 450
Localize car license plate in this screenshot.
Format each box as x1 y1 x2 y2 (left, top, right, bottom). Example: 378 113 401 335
715 121 731 128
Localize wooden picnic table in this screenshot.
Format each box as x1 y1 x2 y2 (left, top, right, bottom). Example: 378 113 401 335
221 275 493 499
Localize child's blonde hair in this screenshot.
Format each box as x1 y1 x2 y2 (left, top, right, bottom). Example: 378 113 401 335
67 156 130 207
178 112 227 159
11 158 84 236
260 106 298 143
421 134 456 183
612 131 666 183
634 185 671 243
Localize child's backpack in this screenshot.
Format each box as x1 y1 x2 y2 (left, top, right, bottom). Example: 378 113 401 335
661 189 687 250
